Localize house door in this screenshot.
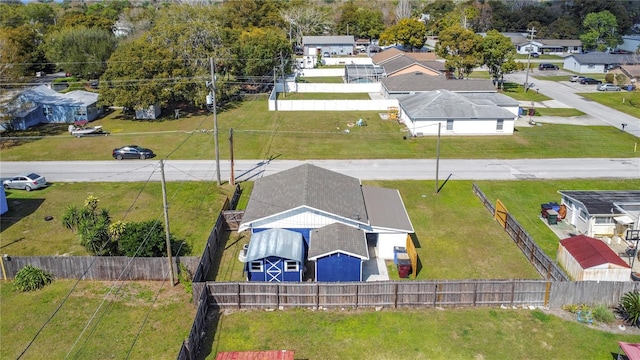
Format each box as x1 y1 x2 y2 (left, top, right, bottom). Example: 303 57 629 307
265 257 283 282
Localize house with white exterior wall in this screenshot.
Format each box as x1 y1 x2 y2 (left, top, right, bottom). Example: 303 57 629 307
302 35 355 57
494 32 582 55
563 53 640 74
398 90 517 136
558 190 640 239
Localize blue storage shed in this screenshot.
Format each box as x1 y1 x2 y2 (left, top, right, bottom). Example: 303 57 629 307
244 228 305 282
309 223 369 282
0 187 8 215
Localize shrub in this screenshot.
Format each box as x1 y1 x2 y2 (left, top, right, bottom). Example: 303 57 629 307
178 263 193 298
617 291 640 327
592 304 615 324
14 265 54 292
616 73 628 86
605 73 614 83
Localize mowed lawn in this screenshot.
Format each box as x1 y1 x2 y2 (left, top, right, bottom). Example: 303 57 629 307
1 98 638 161
203 308 640 360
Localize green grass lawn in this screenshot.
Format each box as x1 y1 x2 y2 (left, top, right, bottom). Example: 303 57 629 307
275 92 370 100
501 82 552 102
0 182 236 256
297 77 344 83
578 91 640 119
535 108 586 117
0 279 194 359
202 308 640 359
2 99 638 161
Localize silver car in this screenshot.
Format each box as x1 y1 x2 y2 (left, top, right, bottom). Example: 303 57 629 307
597 83 621 91
3 173 47 191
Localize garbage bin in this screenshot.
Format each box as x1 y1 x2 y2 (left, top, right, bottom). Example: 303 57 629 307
397 258 411 278
393 246 407 265
547 209 558 225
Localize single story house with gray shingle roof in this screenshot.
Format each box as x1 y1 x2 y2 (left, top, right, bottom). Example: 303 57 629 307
244 228 305 282
302 35 355 57
398 90 517 136
558 191 640 239
309 223 369 282
238 164 414 265
563 53 640 74
382 74 496 98
491 32 582 55
379 56 445 78
9 85 102 130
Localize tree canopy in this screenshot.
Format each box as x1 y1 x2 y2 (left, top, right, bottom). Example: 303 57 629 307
435 24 483 79
482 30 516 87
580 10 622 52
379 18 427 51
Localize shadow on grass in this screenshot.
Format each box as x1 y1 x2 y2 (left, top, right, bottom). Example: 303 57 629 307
195 310 221 360
0 124 69 150
0 196 46 236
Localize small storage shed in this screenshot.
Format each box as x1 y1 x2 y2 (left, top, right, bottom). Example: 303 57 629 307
309 223 369 282
245 229 305 282
0 187 8 215
557 235 630 281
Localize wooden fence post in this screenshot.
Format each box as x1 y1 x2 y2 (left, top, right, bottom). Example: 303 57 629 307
237 284 241 309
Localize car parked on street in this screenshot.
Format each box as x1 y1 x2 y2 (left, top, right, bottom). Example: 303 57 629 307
112 145 155 160
597 83 621 91
579 77 602 85
569 75 585 82
530 52 540 58
538 63 558 70
3 173 47 191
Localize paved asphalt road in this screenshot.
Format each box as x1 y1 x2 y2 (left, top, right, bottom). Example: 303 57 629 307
1 159 639 183
504 72 640 138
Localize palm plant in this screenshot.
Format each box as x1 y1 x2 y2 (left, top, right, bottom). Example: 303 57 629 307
617 291 640 327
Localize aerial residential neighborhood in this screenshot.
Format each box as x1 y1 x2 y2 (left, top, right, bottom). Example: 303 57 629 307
1 0 640 359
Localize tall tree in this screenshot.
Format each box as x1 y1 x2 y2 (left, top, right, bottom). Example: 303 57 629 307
482 30 516 89
378 18 426 51
43 26 116 78
234 27 291 76
335 1 385 39
580 10 621 52
435 24 483 78
280 5 332 48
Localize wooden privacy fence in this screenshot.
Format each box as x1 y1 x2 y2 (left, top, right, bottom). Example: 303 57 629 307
472 183 569 282
178 285 209 360
206 280 550 309
1 255 199 281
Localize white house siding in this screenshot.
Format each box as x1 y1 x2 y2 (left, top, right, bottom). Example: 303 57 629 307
297 68 345 77
270 99 398 111
294 83 380 93
590 219 616 238
375 232 408 259
562 57 606 74
249 208 368 232
402 117 515 136
562 199 590 235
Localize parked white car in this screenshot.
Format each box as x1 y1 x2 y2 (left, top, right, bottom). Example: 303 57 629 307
597 83 621 91
3 173 47 191
569 75 585 82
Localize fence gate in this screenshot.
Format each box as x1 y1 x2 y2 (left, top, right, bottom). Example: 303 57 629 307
494 199 508 229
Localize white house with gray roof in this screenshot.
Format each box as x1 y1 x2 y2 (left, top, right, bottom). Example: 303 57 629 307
302 35 355 57
398 90 517 136
492 32 582 55
238 164 414 263
381 74 496 99
563 53 640 74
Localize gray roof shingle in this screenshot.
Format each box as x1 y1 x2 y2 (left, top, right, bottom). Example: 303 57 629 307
240 164 368 226
308 223 368 259
567 53 639 65
302 35 355 45
399 90 516 119
382 74 496 92
21 85 98 107
361 186 414 232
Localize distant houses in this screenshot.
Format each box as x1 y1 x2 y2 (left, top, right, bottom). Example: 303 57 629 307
563 53 640 74
495 32 582 56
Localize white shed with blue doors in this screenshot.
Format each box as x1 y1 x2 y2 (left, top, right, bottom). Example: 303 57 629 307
309 223 369 282
244 228 305 282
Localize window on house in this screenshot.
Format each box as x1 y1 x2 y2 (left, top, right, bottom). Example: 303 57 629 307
496 119 504 131
446 119 453 130
595 217 613 224
75 108 87 116
250 262 262 272
285 261 298 272
579 209 588 221
43 106 52 116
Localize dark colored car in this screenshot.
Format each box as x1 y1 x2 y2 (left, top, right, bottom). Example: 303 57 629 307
538 63 558 70
579 77 602 85
530 52 540 58
112 145 155 160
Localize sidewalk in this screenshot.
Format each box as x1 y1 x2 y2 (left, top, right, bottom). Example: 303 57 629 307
516 115 606 127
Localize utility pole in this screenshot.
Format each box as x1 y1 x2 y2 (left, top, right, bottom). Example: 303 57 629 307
523 27 536 93
160 160 176 286
435 124 441 194
210 57 221 185
280 51 286 98
229 128 235 186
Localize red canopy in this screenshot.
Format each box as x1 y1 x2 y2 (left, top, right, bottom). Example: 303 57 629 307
215 350 294 360
619 342 640 360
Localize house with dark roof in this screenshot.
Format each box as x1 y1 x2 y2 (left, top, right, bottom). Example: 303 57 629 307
309 223 369 282
557 235 630 281
9 85 102 130
397 90 517 136
381 74 497 99
370 48 444 78
563 53 640 74
238 164 414 273
558 191 640 239
244 228 305 282
302 35 355 57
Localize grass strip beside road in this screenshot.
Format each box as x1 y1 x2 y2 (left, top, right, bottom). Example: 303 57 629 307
578 92 640 119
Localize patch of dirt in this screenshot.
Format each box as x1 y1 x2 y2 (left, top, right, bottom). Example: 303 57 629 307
72 280 189 306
